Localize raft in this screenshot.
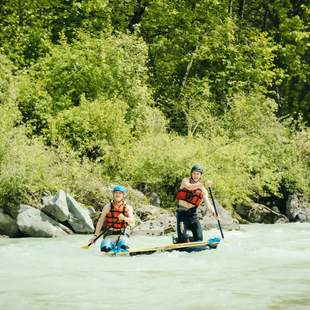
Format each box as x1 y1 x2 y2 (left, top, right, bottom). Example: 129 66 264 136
102 237 221 257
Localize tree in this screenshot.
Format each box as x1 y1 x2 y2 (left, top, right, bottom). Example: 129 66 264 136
0 0 112 66
233 0 310 123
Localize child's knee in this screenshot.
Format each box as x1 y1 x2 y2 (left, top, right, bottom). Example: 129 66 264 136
117 239 129 250
100 239 112 252
101 246 111 252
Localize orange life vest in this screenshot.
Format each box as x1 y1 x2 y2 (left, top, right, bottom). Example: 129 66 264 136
105 202 128 230
176 188 204 207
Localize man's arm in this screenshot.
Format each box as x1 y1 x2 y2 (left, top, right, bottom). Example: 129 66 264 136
93 204 110 236
181 178 203 191
88 204 110 244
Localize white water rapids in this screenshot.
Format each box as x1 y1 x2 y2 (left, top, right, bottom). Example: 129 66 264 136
1 223 310 309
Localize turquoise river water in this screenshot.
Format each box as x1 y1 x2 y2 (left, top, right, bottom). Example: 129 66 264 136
0 223 310 310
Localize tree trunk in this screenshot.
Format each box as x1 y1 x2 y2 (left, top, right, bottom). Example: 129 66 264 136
228 0 233 15
262 0 269 31
128 0 146 33
18 0 24 26
238 0 245 19
179 44 199 99
263 8 269 31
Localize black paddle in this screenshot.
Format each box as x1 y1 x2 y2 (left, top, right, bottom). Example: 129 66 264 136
113 223 127 253
208 187 224 239
81 227 109 249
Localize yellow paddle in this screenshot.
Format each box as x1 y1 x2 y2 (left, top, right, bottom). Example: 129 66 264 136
81 214 125 250
81 230 105 249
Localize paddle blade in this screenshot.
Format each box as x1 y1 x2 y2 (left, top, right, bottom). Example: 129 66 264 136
208 236 221 249
80 244 91 250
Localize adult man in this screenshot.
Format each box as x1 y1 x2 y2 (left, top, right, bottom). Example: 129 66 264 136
89 185 134 252
175 164 217 243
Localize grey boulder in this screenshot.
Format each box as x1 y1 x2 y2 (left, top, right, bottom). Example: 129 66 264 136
133 206 176 236
135 204 163 221
235 203 289 224
200 200 240 230
132 213 176 236
41 190 69 222
17 204 72 237
66 193 94 233
286 195 310 222
0 208 19 237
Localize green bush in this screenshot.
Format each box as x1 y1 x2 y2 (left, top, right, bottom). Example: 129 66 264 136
17 75 53 135
49 96 131 158
0 125 113 216
111 92 310 209
17 33 152 127
16 32 161 145
0 53 14 105
0 127 58 217
0 104 112 215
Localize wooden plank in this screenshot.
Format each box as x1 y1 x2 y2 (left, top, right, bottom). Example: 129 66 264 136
101 240 219 257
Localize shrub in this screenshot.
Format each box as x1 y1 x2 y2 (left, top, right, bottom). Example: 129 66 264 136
49 96 131 159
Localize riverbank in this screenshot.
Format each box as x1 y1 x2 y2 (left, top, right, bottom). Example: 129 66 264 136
0 188 241 238
1 187 310 239
1 223 309 309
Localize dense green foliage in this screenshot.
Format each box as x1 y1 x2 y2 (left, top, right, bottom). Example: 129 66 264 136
0 1 309 212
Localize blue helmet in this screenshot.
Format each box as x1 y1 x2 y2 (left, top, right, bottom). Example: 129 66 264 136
112 185 128 193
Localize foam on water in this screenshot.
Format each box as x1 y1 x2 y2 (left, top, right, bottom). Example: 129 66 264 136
0 223 310 309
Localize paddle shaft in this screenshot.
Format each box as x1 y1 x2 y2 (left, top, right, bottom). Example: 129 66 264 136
83 210 127 249
88 213 126 248
113 205 129 251
85 225 121 249
114 224 127 250
87 229 106 247
208 187 224 239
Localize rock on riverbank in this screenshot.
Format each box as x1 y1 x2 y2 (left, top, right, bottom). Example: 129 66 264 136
132 199 240 236
0 190 94 237
233 195 310 224
4 189 308 239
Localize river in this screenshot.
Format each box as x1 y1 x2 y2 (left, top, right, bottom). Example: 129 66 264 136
0 223 310 309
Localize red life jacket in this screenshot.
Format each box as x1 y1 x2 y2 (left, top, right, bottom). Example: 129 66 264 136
105 202 129 230
176 188 204 207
